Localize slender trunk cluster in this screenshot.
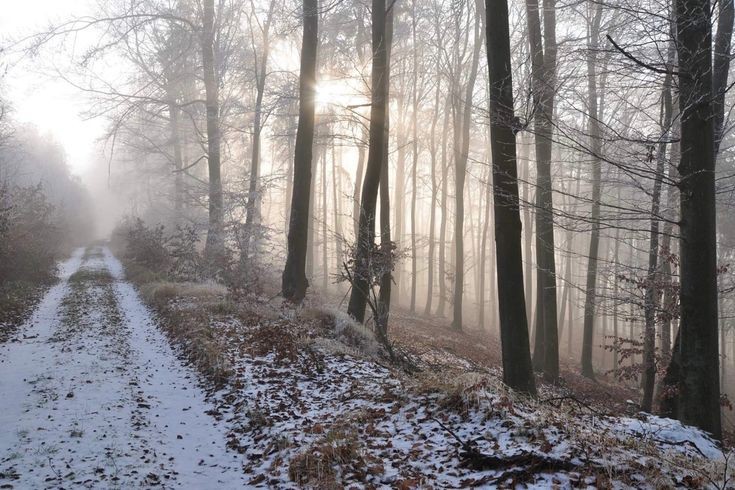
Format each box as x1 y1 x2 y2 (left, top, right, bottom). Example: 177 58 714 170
347 0 389 322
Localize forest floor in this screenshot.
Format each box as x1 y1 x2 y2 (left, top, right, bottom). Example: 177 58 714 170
0 246 732 489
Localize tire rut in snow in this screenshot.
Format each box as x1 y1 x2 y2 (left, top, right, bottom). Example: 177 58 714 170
0 246 246 489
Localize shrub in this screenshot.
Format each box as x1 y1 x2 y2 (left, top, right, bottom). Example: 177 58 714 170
115 218 208 283
124 218 170 271
167 224 202 282
0 184 61 284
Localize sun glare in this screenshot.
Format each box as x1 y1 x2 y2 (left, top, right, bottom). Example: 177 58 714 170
315 78 363 112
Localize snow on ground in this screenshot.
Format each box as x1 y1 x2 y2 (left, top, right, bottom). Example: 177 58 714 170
0 246 246 488
0 246 730 489
202 304 728 489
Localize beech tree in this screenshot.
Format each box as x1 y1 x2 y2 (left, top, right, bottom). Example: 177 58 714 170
282 0 318 302
485 0 536 395
201 0 225 265
525 0 559 383
347 0 389 322
659 0 724 439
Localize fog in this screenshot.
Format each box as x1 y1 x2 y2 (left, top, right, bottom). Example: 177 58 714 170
0 0 733 479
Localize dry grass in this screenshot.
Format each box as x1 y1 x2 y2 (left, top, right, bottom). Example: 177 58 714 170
121 262 166 285
412 371 496 417
129 277 233 387
158 306 233 386
301 307 383 359
288 423 380 489
69 268 113 284
139 281 227 307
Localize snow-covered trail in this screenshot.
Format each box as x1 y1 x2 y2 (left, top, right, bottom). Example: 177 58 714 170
0 246 246 489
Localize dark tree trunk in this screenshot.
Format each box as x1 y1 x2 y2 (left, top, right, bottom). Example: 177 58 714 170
354 130 367 239
282 0 318 302
284 108 296 230
377 5 394 343
353 8 369 240
485 0 536 395
659 0 722 440
347 0 389 322
526 0 559 382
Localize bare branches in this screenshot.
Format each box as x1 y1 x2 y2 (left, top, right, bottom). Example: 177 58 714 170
606 34 679 77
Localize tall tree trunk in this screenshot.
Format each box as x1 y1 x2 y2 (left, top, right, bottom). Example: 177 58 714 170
284 109 296 230
377 5 394 344
452 3 483 331
202 0 225 265
525 0 559 383
641 50 674 413
353 3 369 240
581 3 603 379
409 0 419 313
321 140 329 290
714 0 734 155
520 136 534 320
354 128 367 239
557 203 574 338
347 0 389 322
167 96 184 222
282 0 318 301
244 0 277 260
479 123 493 330
659 93 680 360
332 142 343 272
424 39 441 317
612 186 621 374
486 0 536 395
436 98 451 317
393 106 406 304
720 275 726 390
660 0 721 440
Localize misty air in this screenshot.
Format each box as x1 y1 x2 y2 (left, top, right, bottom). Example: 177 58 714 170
0 0 732 488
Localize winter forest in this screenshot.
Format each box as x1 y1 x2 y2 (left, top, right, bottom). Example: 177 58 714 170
1 0 734 487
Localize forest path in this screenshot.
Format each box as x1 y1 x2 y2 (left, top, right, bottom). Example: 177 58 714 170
0 246 246 489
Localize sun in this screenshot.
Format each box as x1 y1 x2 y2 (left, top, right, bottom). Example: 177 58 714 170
315 78 364 112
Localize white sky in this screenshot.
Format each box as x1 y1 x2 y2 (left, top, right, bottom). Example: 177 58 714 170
2 0 104 177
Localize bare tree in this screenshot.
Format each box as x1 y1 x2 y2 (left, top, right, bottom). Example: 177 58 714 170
347 0 389 322
282 0 318 302
485 0 536 395
525 0 559 382
659 0 722 440
202 0 225 265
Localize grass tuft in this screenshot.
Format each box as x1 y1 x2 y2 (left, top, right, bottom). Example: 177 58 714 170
69 268 113 284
